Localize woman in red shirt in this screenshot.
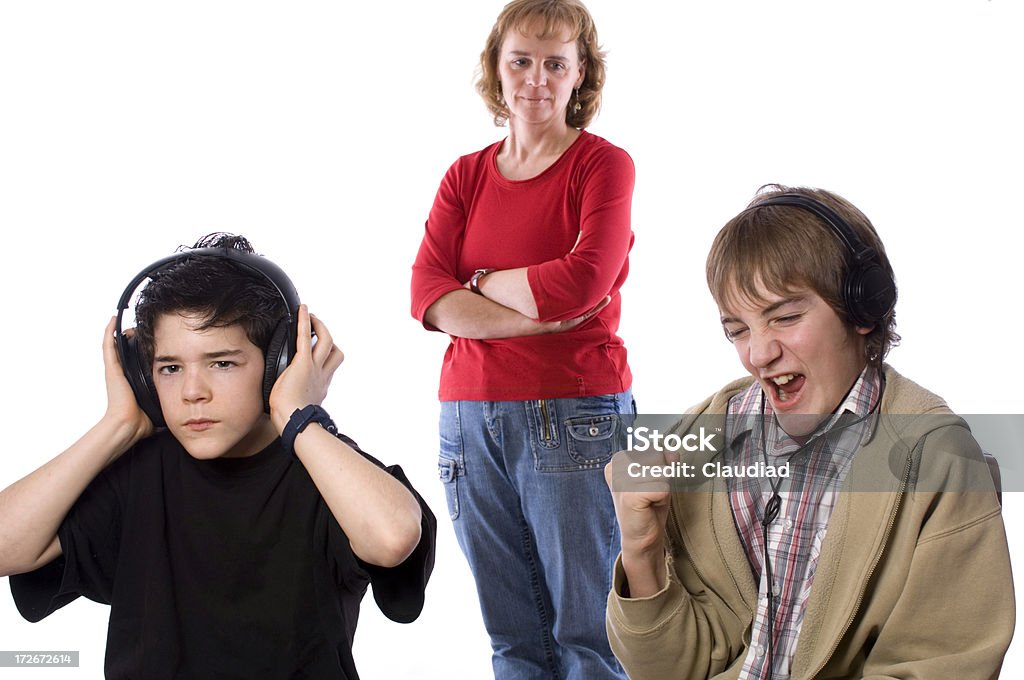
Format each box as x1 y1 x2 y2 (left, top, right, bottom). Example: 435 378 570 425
411 1 634 677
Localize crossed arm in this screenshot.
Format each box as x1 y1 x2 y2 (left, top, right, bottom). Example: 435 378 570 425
411 146 632 340
423 284 609 340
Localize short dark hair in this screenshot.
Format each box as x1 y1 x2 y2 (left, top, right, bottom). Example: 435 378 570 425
706 185 900 362
134 233 288 364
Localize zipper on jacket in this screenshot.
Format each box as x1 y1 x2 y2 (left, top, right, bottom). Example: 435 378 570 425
667 490 761 676
805 450 914 678
538 400 553 442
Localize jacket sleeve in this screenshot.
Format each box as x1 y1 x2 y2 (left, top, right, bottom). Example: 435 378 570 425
527 144 635 322
606 520 747 680
410 160 469 330
859 427 1014 679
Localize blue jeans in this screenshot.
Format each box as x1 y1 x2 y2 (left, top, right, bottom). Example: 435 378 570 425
438 390 634 680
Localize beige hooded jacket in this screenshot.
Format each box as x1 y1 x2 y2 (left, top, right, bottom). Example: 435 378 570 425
607 367 1014 679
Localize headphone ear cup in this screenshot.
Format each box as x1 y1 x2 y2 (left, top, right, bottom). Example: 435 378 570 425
121 333 165 428
844 263 897 329
262 317 295 413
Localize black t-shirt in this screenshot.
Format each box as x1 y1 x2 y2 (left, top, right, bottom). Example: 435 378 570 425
10 431 435 680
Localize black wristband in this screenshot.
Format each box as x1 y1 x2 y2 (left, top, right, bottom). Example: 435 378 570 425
281 405 338 457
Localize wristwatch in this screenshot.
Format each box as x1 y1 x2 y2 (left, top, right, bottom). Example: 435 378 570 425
469 268 495 295
281 405 338 457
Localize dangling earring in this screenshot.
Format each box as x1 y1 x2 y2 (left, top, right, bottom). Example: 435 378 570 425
572 88 582 113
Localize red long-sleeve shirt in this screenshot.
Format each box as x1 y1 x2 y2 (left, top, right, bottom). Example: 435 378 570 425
411 131 634 401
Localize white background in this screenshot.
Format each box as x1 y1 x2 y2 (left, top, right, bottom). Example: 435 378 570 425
1 1 1021 677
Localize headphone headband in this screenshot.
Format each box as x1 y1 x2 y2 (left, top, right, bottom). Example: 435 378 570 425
115 247 299 317
114 247 300 428
746 192 896 329
752 194 875 263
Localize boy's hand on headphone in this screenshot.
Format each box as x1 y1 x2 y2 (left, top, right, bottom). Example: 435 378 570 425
269 305 345 433
101 317 154 446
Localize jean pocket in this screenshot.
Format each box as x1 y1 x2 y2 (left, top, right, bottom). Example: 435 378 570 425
439 403 464 521
565 414 620 467
438 455 462 521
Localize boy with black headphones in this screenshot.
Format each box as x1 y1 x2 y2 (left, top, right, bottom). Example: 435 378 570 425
605 186 1013 679
0 233 435 679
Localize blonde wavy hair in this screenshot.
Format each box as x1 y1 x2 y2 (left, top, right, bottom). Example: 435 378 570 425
476 0 607 128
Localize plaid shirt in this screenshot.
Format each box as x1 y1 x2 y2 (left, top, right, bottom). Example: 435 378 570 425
726 366 881 680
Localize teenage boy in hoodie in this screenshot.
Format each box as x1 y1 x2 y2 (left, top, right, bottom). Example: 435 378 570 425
605 186 1013 680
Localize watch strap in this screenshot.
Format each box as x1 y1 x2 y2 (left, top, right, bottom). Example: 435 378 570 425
281 404 338 457
469 268 495 295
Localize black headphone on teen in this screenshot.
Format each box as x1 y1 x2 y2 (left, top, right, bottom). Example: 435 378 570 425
751 193 897 329
114 247 301 428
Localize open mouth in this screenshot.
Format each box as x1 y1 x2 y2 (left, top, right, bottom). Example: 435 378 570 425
769 373 805 403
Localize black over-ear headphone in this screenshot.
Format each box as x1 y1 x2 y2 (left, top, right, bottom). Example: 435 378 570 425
114 247 301 428
750 193 897 329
